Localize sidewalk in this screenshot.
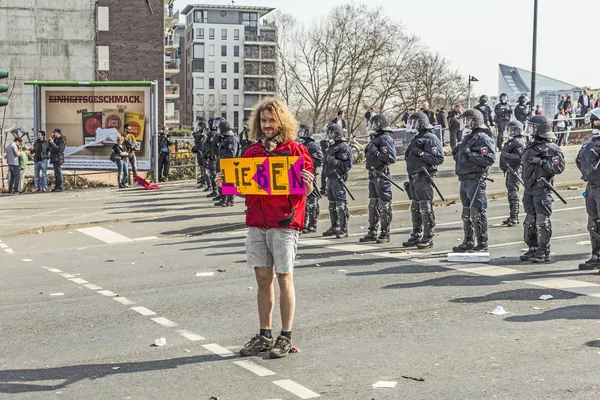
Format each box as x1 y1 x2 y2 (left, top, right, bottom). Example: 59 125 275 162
0 146 585 239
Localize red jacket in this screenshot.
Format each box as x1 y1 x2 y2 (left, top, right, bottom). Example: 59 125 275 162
243 140 314 231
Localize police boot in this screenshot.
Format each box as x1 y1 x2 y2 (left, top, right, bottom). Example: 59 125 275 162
323 202 338 237
222 195 234 207
452 211 475 252
472 211 488 252
530 223 552 263
416 201 435 249
580 220 600 269
502 201 520 227
376 201 392 244
520 218 538 261
402 201 423 247
579 255 600 270
361 199 380 242
206 190 217 197
308 203 319 232
335 202 349 239
302 206 310 234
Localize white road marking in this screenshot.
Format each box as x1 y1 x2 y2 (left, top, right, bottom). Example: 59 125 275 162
201 343 235 358
97 290 116 297
272 380 320 399
133 236 159 241
83 283 103 290
300 239 333 246
48 268 63 273
0 243 8 248
131 306 157 316
326 244 375 253
4 249 14 254
176 329 205 341
21 259 33 262
150 317 178 328
69 278 89 284
76 227 134 244
233 360 276 376
113 297 135 305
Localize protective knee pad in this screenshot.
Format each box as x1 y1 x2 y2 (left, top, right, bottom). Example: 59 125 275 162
461 207 471 223
378 200 393 231
336 201 349 231
536 221 552 251
507 190 519 202
419 200 435 238
523 214 538 248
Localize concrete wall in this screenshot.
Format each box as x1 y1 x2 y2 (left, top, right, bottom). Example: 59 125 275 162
0 0 96 139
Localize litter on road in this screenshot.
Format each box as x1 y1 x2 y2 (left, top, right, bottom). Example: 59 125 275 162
49 293 64 296
488 306 509 315
402 375 425 382
196 272 215 277
154 338 166 347
371 381 397 388
539 295 554 300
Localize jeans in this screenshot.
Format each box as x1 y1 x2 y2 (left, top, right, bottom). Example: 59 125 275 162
129 154 137 175
8 165 20 194
34 160 48 189
53 163 63 189
117 160 128 185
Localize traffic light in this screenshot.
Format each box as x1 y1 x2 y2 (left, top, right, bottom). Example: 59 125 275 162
0 70 8 107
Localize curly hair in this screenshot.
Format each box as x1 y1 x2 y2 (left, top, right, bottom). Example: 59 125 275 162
248 97 299 143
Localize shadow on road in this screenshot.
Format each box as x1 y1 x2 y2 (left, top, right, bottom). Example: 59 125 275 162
504 305 600 322
449 288 581 303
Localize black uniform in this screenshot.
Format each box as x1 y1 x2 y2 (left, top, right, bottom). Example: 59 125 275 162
576 137 600 268
193 127 208 187
239 125 249 153
494 102 513 150
521 139 565 262
209 129 222 199
362 128 397 241
302 140 324 232
319 139 330 194
404 129 444 247
323 140 353 236
514 103 529 124
474 103 494 128
158 133 174 182
217 134 239 206
500 136 525 226
447 109 463 150
202 129 218 196
452 129 496 250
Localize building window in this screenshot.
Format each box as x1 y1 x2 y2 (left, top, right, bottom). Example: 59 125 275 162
221 78 227 90
97 6 109 31
209 78 215 89
234 29 240 40
209 94 215 105
221 95 227 106
192 59 204 72
234 111 239 129
209 28 215 39
221 45 227 57
209 45 214 56
234 46 240 57
209 61 214 73
196 28 204 39
242 12 258 27
221 29 227 40
193 43 205 58
234 95 239 106
221 62 227 73
234 62 239 73
234 78 239 90
195 78 204 89
194 10 208 23
197 94 204 105
221 112 227 120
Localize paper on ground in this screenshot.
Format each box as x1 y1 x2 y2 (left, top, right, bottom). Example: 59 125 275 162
372 381 397 388
539 294 553 300
196 272 215 277
488 306 509 315
50 293 65 296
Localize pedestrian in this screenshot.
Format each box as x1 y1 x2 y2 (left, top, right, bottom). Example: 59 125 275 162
534 105 543 115
520 115 565 263
514 95 530 124
451 109 496 252
364 107 376 128
18 144 28 193
322 123 353 239
402 112 445 249
494 93 513 151
214 120 238 207
563 95 573 111
474 95 494 128
576 108 600 270
168 0 174 16
557 95 566 111
157 126 173 182
123 124 138 178
202 118 218 195
209 117 225 202
401 107 415 128
193 117 208 188
5 137 22 195
564 105 573 145
331 110 347 131
48 128 66 192
499 121 526 227
575 105 582 128
111 136 130 188
420 102 436 125
297 124 324 234
436 107 447 142
360 115 396 244
31 131 50 193
239 117 250 151
447 103 464 150
216 97 314 359
554 108 567 146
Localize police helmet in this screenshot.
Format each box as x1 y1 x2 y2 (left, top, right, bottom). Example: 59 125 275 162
479 95 489 104
212 117 225 131
585 108 600 137
499 93 508 104
518 95 529 105
407 112 433 134
326 123 345 142
505 120 524 138
219 120 232 135
462 109 485 131
297 124 312 142
369 114 389 131
525 115 555 139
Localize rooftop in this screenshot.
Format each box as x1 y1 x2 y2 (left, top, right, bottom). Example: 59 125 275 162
182 4 275 17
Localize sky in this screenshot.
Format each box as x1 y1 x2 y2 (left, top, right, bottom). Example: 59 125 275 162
174 0 600 96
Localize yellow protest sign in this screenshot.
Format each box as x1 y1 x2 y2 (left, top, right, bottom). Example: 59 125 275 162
220 156 306 196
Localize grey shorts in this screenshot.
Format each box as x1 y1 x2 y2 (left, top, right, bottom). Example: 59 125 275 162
246 227 299 274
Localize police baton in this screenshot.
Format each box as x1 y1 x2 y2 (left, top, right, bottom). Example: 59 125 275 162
334 171 355 201
506 164 525 186
538 177 567 204
371 168 404 192
421 167 445 201
591 149 600 171
469 175 494 209
312 173 322 200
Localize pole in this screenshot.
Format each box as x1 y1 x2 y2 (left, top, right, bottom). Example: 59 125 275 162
530 0 538 115
467 75 472 109
152 81 159 183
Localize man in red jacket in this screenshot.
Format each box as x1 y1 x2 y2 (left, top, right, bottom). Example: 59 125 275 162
217 98 314 358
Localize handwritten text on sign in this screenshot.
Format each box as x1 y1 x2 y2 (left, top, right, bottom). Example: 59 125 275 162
220 156 306 196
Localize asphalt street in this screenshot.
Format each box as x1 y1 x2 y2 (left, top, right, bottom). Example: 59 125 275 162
2 188 600 399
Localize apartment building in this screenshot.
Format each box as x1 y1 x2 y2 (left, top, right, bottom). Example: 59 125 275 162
181 4 277 131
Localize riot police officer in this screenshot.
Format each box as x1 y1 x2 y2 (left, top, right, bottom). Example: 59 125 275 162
494 93 513 150
322 124 353 239
297 124 324 234
520 115 565 263
193 117 209 189
514 95 530 124
402 112 444 249
215 120 239 207
209 117 225 201
500 120 526 227
239 117 250 153
360 115 396 244
452 109 496 252
474 95 494 129
576 108 600 270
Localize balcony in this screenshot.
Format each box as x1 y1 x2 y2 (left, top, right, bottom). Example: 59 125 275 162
164 34 180 51
165 84 180 99
165 60 180 75
244 32 277 44
165 110 180 125
164 7 179 28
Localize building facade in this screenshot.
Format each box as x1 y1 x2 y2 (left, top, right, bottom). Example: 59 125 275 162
181 4 277 131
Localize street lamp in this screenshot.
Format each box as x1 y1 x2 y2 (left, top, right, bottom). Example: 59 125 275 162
530 0 538 114
467 75 479 109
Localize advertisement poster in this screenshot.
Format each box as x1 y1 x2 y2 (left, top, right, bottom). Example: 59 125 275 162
41 86 151 170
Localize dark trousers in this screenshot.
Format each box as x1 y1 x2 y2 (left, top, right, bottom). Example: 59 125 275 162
449 129 462 150
53 163 63 189
158 153 170 181
8 165 20 193
129 154 137 175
